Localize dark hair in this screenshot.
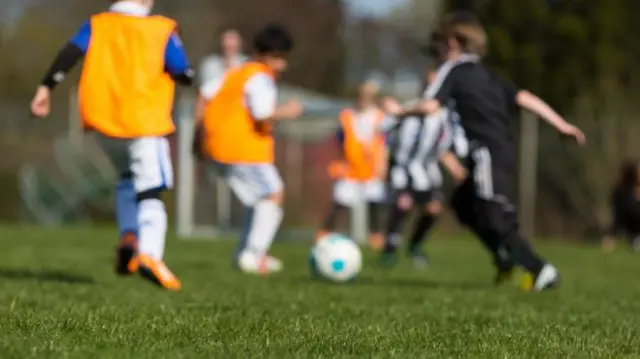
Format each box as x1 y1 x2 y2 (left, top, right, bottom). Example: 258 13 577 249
253 23 294 55
617 160 640 188
423 30 447 62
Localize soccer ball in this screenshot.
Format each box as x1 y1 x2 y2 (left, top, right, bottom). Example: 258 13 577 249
310 233 362 283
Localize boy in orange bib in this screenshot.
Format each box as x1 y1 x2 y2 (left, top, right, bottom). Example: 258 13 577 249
317 81 389 250
31 0 194 290
195 24 302 274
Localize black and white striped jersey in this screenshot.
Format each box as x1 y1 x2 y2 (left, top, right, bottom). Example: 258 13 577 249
384 103 467 191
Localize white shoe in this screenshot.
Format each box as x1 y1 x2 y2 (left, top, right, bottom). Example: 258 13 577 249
237 250 283 274
532 264 560 292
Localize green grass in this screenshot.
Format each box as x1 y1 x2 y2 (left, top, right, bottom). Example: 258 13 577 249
0 226 639 358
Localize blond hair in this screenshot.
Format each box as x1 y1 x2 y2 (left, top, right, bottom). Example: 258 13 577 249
439 11 488 57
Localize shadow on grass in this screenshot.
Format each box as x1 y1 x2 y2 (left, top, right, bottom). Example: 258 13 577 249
284 275 487 291
0 268 95 284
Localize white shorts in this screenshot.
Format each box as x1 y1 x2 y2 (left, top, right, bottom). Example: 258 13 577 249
209 161 283 206
333 179 386 207
95 135 173 193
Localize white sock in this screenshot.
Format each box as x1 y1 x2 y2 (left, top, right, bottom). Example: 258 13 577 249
244 200 283 257
137 198 167 261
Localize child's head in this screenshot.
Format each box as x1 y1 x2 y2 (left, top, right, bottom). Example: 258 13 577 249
357 80 379 106
253 23 294 73
436 11 487 60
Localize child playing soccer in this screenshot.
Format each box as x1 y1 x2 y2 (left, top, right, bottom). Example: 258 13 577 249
30 0 194 290
316 81 388 250
391 12 586 291
194 23 302 274
380 63 468 268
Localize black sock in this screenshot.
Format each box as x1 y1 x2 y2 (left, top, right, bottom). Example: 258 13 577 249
504 233 545 274
408 214 437 252
321 203 347 232
384 205 409 253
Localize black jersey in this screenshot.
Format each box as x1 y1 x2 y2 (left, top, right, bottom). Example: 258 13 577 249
427 55 519 169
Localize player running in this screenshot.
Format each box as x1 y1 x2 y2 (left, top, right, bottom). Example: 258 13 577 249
392 12 586 291
30 0 194 290
194 24 302 275
379 63 468 268
316 81 388 250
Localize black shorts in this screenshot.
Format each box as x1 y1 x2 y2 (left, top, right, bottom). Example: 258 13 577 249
390 188 443 209
451 145 517 232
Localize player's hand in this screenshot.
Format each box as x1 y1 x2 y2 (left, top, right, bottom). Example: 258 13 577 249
451 165 467 184
279 99 303 120
380 96 402 116
559 123 586 145
31 86 52 118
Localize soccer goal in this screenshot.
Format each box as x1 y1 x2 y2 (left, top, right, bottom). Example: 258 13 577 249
174 88 372 243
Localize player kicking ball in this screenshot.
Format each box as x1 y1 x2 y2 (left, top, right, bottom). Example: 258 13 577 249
30 0 193 290
316 81 388 251
194 24 302 275
392 12 586 291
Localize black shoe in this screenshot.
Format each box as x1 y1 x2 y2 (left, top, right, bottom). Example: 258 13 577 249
380 249 398 268
493 254 516 286
115 232 138 275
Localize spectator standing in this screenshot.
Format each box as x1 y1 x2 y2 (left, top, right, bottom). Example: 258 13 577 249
199 29 248 85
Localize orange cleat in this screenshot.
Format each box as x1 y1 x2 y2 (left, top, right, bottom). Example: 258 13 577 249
137 254 182 291
368 232 384 251
315 230 329 242
115 232 139 275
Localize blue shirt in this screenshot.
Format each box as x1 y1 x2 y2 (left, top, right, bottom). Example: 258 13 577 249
69 21 191 76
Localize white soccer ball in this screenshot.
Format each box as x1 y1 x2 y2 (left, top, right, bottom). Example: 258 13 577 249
310 233 362 283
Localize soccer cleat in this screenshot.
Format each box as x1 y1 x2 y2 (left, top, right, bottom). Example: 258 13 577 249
115 232 139 275
237 250 283 275
520 264 560 292
532 264 560 292
408 249 429 269
368 233 384 251
379 249 398 268
494 266 515 286
137 255 182 291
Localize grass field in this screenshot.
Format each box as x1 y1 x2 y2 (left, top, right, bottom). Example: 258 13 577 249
0 226 639 358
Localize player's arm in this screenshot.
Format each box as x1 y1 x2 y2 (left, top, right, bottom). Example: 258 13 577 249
31 21 91 118
245 74 302 122
192 76 224 159
515 90 585 144
394 67 460 119
440 151 467 183
165 30 195 86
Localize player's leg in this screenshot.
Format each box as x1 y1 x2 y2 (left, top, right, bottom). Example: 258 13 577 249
472 148 558 291
380 190 413 267
127 137 181 290
450 179 516 284
365 179 386 250
223 163 285 274
316 179 352 240
95 135 145 276
115 171 139 275
406 190 442 268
